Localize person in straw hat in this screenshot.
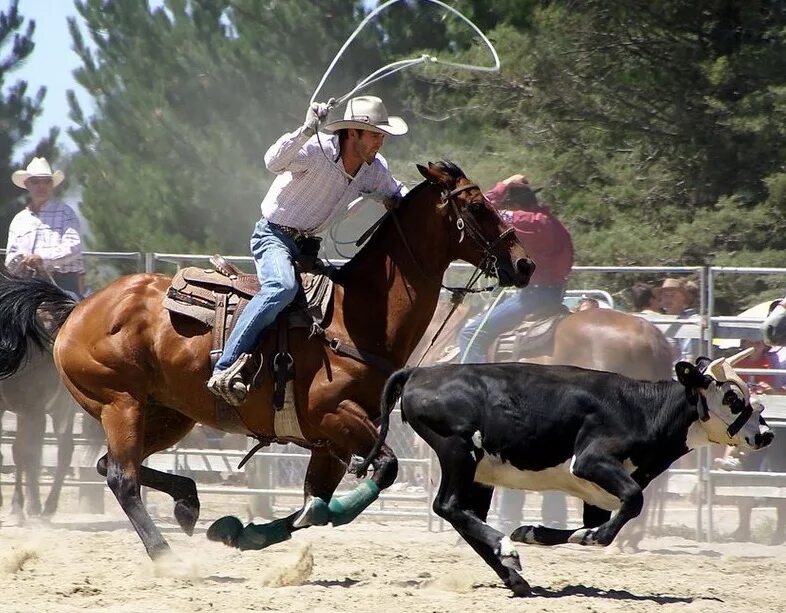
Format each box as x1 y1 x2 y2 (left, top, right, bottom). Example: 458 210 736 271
4 157 84 295
208 96 409 405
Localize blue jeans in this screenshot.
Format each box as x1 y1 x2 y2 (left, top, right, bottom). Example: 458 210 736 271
214 218 301 372
458 285 565 363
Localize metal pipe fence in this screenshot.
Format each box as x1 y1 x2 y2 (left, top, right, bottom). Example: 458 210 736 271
3 252 786 541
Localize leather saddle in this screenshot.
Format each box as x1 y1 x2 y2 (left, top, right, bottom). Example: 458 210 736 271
493 303 570 361
162 255 333 418
162 255 332 332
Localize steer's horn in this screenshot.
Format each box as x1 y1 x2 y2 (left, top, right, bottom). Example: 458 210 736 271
726 346 756 367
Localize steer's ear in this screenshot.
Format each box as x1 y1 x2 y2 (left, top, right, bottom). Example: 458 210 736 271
676 361 709 389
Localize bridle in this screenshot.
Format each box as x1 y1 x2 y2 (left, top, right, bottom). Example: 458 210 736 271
388 181 516 291
438 183 516 280
695 379 756 438
316 178 523 372
388 180 518 366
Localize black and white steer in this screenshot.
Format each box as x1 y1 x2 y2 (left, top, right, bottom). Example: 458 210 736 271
359 349 774 596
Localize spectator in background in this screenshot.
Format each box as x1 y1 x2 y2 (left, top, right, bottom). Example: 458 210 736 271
684 280 700 316
457 174 574 364
716 339 786 544
660 277 699 362
574 296 600 312
631 281 661 315
660 278 691 316
4 157 84 296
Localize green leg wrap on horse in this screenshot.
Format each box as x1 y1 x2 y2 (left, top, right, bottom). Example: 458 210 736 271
296 496 330 527
236 517 292 551
328 479 381 526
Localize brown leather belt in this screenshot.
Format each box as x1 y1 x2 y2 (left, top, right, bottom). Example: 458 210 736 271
269 222 314 242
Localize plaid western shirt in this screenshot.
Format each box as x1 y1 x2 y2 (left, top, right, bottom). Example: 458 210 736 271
4 200 84 273
261 125 406 234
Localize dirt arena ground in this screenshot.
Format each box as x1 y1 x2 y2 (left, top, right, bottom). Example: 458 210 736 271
2 487 786 613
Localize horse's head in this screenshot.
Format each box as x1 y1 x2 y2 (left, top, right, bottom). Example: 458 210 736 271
761 296 786 346
416 162 534 287
676 348 774 451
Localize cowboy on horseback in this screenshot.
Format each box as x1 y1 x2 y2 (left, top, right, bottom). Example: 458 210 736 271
207 96 409 406
4 157 84 297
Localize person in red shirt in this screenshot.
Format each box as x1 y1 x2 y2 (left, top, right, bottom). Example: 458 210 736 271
457 174 574 364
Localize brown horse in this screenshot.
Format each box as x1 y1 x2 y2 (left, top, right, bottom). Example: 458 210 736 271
0 162 533 559
517 308 674 380
417 302 673 381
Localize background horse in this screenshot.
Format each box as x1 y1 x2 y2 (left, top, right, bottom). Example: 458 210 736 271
416 302 673 380
0 346 76 520
0 161 533 559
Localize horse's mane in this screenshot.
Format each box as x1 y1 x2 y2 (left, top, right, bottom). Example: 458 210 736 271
333 161 466 282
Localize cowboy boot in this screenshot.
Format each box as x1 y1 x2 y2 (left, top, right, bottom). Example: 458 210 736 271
207 353 251 406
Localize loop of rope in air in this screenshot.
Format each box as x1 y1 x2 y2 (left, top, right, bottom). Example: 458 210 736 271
310 0 500 108
312 0 502 271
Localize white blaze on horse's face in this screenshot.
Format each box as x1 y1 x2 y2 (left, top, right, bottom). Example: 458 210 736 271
762 299 786 346
697 349 772 450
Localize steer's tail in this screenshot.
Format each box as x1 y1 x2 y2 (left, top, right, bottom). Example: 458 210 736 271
0 270 77 378
356 367 416 475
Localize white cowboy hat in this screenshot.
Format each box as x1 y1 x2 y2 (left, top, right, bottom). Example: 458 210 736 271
323 96 408 136
11 157 65 189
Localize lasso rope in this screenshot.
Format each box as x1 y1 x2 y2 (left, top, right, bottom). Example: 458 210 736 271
312 0 504 328
460 287 509 363
310 0 500 108
311 0 501 182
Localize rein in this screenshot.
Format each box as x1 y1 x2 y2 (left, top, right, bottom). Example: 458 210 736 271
314 182 515 371
390 182 514 367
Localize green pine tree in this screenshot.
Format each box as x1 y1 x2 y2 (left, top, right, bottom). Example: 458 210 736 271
0 0 58 248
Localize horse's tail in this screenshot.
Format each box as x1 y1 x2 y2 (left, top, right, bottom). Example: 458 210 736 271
356 367 416 475
0 271 78 378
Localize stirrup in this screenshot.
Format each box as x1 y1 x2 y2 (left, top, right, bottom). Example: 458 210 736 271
207 353 252 406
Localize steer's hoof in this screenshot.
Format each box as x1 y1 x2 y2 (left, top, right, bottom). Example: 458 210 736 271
510 525 536 544
497 536 522 571
501 552 522 571
207 515 243 548
506 577 532 597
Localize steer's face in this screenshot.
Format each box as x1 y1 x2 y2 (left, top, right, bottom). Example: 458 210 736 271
676 349 774 451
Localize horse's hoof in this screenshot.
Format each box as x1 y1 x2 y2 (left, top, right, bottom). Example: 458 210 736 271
174 499 200 536
207 515 243 548
347 455 369 478
42 500 58 517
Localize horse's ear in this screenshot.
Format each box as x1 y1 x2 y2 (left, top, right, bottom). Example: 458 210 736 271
417 162 453 187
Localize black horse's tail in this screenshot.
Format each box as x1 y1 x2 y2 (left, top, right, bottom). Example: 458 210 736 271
0 271 77 379
356 367 416 475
